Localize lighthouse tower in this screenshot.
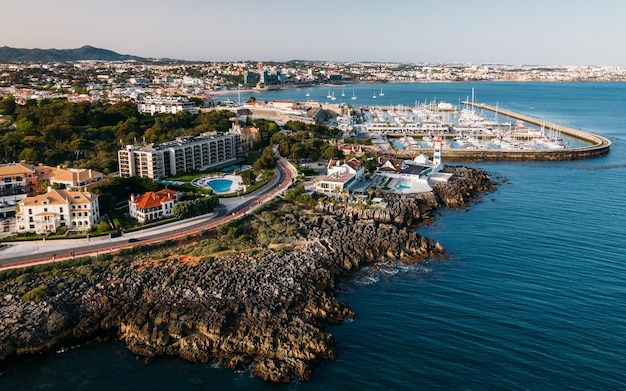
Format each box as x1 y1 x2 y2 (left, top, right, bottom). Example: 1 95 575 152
433 136 442 171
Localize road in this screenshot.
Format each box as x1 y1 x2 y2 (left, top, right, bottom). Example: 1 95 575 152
0 158 296 270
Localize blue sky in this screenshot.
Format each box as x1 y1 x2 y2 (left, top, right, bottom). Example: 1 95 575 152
4 0 625 66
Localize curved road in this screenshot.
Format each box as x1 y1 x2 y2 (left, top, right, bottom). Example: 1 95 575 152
0 158 296 270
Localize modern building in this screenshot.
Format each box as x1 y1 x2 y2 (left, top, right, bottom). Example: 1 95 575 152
118 132 241 179
137 95 196 116
16 188 100 234
315 158 365 194
128 189 179 224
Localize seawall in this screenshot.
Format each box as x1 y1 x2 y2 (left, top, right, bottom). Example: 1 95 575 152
400 103 611 161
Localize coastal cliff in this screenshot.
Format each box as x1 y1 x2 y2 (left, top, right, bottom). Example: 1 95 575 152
0 166 495 382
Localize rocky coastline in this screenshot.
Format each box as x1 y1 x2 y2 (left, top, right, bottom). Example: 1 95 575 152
0 166 497 382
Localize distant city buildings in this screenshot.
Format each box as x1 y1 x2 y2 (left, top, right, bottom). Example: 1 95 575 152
3 60 624 108
118 132 241 179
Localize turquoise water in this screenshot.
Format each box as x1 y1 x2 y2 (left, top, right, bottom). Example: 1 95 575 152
397 182 411 189
207 179 233 193
2 82 625 390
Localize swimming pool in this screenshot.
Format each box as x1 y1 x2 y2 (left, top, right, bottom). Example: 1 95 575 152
208 179 233 193
397 182 412 189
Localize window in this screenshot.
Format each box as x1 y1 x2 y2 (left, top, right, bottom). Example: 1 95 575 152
60 207 63 213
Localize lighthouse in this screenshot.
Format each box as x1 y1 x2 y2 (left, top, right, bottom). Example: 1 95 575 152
433 136 442 170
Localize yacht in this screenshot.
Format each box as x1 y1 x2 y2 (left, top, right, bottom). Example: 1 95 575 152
351 91 357 100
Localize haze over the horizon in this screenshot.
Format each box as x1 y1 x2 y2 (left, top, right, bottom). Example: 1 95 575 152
4 0 624 66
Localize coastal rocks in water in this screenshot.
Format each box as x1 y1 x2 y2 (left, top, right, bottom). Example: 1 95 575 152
432 166 497 209
0 165 496 382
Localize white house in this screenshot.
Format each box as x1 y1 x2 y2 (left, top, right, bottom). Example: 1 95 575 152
16 189 100 234
315 158 365 194
128 189 179 224
374 137 444 193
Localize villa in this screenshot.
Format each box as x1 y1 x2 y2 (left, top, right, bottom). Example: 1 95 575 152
128 189 180 224
16 188 100 234
315 158 365 195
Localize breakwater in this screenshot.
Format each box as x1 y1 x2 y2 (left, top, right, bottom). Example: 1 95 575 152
0 166 496 383
456 102 611 161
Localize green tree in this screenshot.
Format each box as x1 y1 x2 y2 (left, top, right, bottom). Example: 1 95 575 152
322 145 344 160
0 94 16 115
240 169 256 186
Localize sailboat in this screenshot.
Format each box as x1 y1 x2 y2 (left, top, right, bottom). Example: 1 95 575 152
373 91 377 99
341 90 345 97
326 89 332 99
305 89 310 97
379 88 384 96
331 91 337 101
351 91 357 100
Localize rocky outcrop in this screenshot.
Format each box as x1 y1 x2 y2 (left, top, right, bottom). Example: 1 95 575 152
432 166 497 209
0 165 495 382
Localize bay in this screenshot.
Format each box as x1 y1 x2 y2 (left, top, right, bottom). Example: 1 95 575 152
2 82 625 390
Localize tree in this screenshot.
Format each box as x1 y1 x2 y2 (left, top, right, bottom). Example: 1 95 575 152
240 169 256 186
0 94 16 115
322 145 344 160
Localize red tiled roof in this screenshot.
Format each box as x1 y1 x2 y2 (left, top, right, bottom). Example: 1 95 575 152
131 189 178 210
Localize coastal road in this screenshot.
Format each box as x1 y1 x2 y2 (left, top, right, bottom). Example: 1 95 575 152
0 158 296 270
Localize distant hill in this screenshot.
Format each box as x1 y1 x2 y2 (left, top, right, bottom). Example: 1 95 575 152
0 45 149 62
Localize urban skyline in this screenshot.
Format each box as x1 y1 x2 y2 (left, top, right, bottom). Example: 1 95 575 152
4 0 626 67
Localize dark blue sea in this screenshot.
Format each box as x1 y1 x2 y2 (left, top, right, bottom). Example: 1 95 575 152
2 82 625 390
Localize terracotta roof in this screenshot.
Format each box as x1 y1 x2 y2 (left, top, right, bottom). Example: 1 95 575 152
344 158 362 171
49 167 105 184
20 189 97 206
131 189 178 210
0 163 35 177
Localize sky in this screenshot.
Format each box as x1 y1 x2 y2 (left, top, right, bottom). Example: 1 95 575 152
3 0 625 66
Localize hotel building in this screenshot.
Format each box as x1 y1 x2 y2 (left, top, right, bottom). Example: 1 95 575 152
16 188 100 234
118 132 241 179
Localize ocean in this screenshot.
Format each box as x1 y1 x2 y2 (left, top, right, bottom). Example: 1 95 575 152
1 82 625 390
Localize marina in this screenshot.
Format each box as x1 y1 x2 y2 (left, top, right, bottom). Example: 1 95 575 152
332 93 612 161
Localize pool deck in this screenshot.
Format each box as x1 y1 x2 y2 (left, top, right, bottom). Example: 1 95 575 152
191 174 243 194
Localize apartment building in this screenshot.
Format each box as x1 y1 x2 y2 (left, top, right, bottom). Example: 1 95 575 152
137 95 196 115
118 132 240 179
0 163 38 218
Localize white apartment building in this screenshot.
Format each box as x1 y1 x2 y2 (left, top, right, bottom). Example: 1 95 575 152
118 132 241 179
137 95 196 116
16 189 100 234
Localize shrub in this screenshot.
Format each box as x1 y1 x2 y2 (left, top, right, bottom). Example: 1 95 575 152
21 285 49 302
